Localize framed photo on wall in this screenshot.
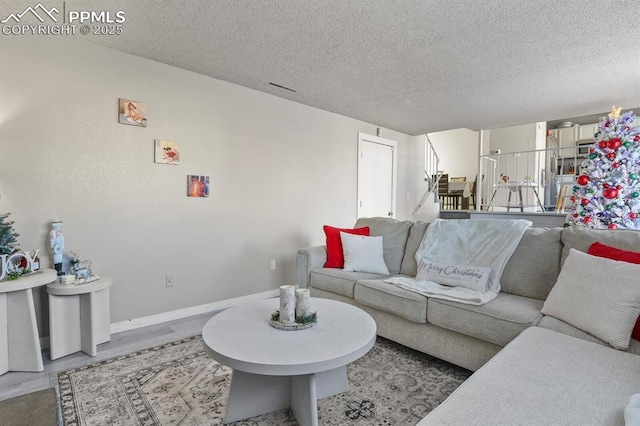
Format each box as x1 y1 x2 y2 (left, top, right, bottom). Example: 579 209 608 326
154 140 180 165
118 98 147 127
188 175 209 197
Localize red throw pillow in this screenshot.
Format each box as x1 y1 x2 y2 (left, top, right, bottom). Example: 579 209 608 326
323 225 369 268
587 241 640 340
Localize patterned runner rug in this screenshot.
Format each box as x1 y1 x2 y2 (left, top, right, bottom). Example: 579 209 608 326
57 336 470 425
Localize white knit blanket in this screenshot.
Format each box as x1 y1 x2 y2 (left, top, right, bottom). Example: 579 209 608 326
386 219 531 305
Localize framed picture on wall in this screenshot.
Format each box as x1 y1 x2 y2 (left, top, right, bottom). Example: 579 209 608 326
188 175 209 197
118 98 147 127
154 140 180 165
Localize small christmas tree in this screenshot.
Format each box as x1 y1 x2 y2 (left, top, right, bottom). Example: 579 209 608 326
0 213 20 255
566 107 640 229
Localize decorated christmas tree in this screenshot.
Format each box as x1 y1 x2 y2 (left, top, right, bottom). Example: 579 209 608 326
566 107 640 229
0 213 20 255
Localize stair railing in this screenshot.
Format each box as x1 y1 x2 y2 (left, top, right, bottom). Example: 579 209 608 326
413 135 442 215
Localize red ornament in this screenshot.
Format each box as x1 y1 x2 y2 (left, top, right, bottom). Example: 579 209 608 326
605 121 611 128
603 188 619 199
607 152 616 160
584 216 592 223
570 196 576 202
616 185 622 190
630 212 638 219
608 138 622 149
612 162 620 168
576 175 589 185
608 224 618 230
635 135 640 142
599 141 608 148
581 198 589 206
603 183 610 188
573 213 579 218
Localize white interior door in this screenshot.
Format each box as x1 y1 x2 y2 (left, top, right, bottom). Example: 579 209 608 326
357 133 397 219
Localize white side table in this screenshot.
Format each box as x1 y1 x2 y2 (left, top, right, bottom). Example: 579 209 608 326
0 269 57 375
47 276 112 360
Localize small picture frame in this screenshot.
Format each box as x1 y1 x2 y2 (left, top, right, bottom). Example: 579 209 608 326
188 175 209 197
118 98 147 127
154 140 180 165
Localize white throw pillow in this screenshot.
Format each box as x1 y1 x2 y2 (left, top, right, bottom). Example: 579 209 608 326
340 232 390 275
416 258 492 292
541 248 640 350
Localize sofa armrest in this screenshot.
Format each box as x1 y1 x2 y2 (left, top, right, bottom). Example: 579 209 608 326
297 245 327 288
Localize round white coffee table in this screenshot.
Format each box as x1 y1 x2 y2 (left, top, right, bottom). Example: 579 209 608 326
202 297 376 426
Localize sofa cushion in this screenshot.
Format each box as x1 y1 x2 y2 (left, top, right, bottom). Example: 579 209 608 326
537 315 605 345
309 268 388 298
500 227 562 300
561 225 640 265
427 293 544 346
355 217 413 275
538 315 640 356
541 248 640 350
399 221 429 276
354 278 428 323
418 327 640 426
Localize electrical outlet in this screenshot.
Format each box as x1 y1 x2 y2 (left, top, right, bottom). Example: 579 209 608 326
269 260 277 271
166 274 174 287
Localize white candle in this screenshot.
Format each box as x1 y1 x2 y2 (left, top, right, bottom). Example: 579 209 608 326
279 285 296 324
295 288 312 319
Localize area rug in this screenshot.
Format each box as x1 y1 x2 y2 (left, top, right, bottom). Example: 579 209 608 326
56 336 470 425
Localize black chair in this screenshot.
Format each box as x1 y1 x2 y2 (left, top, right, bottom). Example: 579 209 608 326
470 174 485 210
433 173 452 209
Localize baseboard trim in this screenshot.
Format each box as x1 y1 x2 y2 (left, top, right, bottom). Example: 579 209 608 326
109 289 279 334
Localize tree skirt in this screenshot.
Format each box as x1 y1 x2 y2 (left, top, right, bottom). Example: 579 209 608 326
56 336 469 425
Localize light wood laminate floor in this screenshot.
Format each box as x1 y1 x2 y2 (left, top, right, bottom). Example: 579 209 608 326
0 310 220 402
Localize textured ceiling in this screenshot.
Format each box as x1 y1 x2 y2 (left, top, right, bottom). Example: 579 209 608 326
3 0 640 134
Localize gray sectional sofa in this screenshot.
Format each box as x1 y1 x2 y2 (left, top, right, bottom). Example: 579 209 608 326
297 217 640 424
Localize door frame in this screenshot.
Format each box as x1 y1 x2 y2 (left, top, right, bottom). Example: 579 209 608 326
357 132 398 219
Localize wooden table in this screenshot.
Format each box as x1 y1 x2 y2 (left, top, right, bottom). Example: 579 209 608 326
47 277 112 360
0 269 57 375
202 298 376 426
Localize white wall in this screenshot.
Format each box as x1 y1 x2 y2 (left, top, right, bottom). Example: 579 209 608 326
488 123 537 154
427 128 480 181
0 38 415 329
395 134 433 220
485 123 546 210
